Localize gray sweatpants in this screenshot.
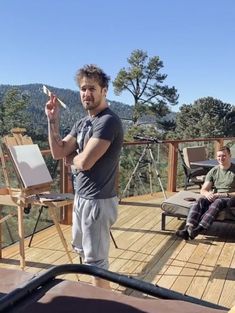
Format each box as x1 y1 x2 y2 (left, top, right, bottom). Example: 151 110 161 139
71 194 118 269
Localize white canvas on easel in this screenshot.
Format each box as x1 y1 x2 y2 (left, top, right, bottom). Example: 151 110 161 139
8 144 53 188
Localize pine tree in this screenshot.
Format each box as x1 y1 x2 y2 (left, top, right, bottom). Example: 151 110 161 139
113 49 178 124
0 88 30 137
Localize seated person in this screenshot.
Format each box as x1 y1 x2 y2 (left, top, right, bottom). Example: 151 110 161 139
176 146 235 240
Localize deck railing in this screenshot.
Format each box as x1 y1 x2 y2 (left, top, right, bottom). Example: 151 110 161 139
56 136 235 224
0 136 234 247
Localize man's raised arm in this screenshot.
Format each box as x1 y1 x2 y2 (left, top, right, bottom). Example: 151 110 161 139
45 94 76 159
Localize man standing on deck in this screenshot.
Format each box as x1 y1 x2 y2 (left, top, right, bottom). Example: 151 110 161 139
45 64 124 288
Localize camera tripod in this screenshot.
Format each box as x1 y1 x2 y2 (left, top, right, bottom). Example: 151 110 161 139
121 136 167 200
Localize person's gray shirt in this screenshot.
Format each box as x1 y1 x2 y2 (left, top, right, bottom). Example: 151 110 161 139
70 107 124 199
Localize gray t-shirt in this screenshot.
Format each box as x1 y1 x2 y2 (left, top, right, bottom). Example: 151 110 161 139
205 163 235 193
70 107 124 199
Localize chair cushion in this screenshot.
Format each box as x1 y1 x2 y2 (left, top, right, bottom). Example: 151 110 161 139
161 191 235 221
161 191 201 216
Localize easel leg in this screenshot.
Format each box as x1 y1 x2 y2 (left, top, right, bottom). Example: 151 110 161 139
28 205 46 247
110 230 118 248
17 205 25 269
48 206 73 264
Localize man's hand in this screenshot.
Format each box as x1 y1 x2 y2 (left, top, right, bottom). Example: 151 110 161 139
204 191 218 202
200 181 217 202
64 151 78 166
45 94 60 121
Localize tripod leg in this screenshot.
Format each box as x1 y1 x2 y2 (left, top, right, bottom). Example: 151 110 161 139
149 148 167 200
28 205 47 247
148 162 153 194
130 158 147 194
121 146 148 199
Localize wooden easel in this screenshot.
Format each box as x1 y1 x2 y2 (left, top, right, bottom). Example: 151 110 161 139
0 128 74 269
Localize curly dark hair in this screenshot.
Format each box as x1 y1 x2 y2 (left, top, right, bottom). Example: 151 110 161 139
75 64 110 89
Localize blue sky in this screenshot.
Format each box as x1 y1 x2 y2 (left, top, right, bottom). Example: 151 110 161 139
1 0 235 112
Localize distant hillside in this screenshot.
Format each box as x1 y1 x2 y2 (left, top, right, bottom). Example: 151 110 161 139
0 83 133 135
0 83 176 137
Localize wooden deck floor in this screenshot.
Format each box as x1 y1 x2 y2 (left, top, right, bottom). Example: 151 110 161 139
1 192 235 309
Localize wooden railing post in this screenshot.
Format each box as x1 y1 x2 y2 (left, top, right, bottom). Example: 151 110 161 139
167 142 178 192
59 159 73 225
214 139 224 157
